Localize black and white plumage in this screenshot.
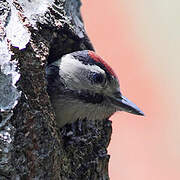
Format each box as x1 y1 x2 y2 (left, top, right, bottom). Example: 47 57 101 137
46 50 144 127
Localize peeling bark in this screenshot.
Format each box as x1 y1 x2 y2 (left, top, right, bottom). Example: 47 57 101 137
0 0 112 179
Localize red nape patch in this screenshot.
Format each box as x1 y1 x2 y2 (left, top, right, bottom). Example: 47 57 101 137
88 51 117 77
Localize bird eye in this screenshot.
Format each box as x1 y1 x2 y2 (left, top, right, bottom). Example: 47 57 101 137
91 72 105 84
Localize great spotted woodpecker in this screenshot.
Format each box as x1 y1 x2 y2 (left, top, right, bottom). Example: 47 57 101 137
46 50 144 127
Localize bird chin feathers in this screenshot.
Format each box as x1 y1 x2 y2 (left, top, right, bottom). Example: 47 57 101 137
52 96 116 128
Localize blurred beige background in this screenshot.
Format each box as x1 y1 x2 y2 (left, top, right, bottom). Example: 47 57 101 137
82 1 180 179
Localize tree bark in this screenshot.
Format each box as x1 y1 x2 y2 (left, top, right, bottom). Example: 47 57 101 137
0 0 112 179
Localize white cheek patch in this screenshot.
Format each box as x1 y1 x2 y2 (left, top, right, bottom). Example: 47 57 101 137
60 54 105 75
59 54 106 90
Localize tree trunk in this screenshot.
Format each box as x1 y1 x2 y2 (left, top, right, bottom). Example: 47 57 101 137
0 0 112 179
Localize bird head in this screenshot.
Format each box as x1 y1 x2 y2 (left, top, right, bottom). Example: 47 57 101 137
51 50 144 116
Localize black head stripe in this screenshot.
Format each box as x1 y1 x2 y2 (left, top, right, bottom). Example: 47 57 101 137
62 89 104 104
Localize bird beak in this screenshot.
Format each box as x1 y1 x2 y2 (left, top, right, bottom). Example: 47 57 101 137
110 93 144 116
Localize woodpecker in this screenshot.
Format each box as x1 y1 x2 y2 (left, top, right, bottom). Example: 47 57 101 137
46 50 144 127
